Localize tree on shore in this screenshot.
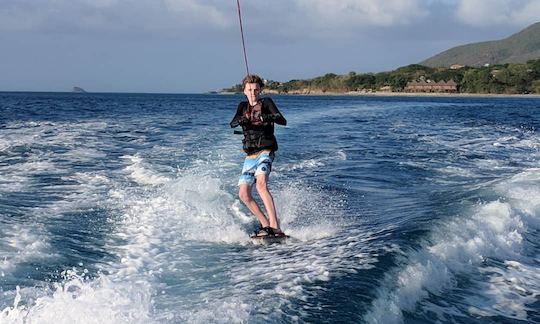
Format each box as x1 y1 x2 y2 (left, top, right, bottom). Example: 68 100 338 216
222 58 540 94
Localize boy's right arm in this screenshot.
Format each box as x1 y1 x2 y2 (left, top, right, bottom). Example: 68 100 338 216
230 102 248 128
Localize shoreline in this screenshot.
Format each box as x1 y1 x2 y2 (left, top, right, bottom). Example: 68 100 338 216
219 91 540 99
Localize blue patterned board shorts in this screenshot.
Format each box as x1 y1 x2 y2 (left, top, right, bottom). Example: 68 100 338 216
238 150 274 186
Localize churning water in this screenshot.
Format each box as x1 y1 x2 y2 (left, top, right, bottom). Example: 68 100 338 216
1 92 539 323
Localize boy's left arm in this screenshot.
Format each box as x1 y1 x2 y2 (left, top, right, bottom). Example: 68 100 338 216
262 98 287 126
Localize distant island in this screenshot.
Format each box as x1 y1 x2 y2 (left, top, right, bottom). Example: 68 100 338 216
72 86 87 93
223 22 540 95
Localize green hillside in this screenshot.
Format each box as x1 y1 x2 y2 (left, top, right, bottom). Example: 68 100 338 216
421 22 540 68
223 58 540 95
223 59 540 94
223 23 540 95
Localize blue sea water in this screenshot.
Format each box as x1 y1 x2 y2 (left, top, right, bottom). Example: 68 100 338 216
0 92 539 323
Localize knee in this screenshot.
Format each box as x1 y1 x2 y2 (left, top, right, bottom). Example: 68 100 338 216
238 188 252 203
255 179 269 194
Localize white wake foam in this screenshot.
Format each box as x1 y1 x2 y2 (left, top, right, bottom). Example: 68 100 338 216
122 155 171 186
0 225 53 278
365 168 540 323
1 271 153 324
0 137 368 323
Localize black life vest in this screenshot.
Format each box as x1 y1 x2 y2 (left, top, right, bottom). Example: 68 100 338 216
240 99 278 154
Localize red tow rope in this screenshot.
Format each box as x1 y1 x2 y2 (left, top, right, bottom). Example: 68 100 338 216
236 0 250 76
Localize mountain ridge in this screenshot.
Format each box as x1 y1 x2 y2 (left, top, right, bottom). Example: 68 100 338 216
421 22 540 67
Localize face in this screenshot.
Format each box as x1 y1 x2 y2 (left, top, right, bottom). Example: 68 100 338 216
243 83 261 104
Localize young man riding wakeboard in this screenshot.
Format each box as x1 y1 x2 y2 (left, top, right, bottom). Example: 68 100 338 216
230 74 287 238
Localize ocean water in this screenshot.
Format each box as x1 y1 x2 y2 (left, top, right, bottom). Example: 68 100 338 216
0 92 539 324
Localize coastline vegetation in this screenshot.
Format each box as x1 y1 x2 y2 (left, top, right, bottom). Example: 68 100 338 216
224 58 540 95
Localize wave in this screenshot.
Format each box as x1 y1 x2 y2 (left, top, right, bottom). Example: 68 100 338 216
365 168 540 323
0 103 387 321
122 155 171 186
1 151 367 323
0 224 54 278
1 272 153 324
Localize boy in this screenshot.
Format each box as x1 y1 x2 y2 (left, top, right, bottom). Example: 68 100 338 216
230 74 287 237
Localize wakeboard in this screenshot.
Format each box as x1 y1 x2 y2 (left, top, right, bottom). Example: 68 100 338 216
249 232 289 245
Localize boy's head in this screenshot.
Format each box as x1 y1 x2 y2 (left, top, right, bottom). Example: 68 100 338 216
242 74 264 104
242 74 264 89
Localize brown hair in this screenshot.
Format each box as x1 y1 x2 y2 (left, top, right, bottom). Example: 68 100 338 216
242 74 264 88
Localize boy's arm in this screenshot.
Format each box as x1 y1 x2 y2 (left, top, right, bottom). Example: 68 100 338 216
261 98 287 126
230 102 248 128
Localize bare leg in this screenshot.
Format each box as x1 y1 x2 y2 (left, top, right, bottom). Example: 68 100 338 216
255 174 280 230
238 184 269 228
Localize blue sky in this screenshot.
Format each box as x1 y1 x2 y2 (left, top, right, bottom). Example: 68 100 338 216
1 0 539 93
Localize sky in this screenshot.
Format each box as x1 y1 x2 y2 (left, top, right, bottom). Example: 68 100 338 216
1 0 539 93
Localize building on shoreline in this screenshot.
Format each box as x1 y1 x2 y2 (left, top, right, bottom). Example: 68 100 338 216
405 80 458 93
450 64 465 70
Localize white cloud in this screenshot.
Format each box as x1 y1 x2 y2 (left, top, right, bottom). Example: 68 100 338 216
5 0 536 39
0 0 231 33
163 0 229 27
509 1 540 25
0 0 432 35
455 0 540 26
232 0 431 41
79 0 119 8
296 0 428 27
